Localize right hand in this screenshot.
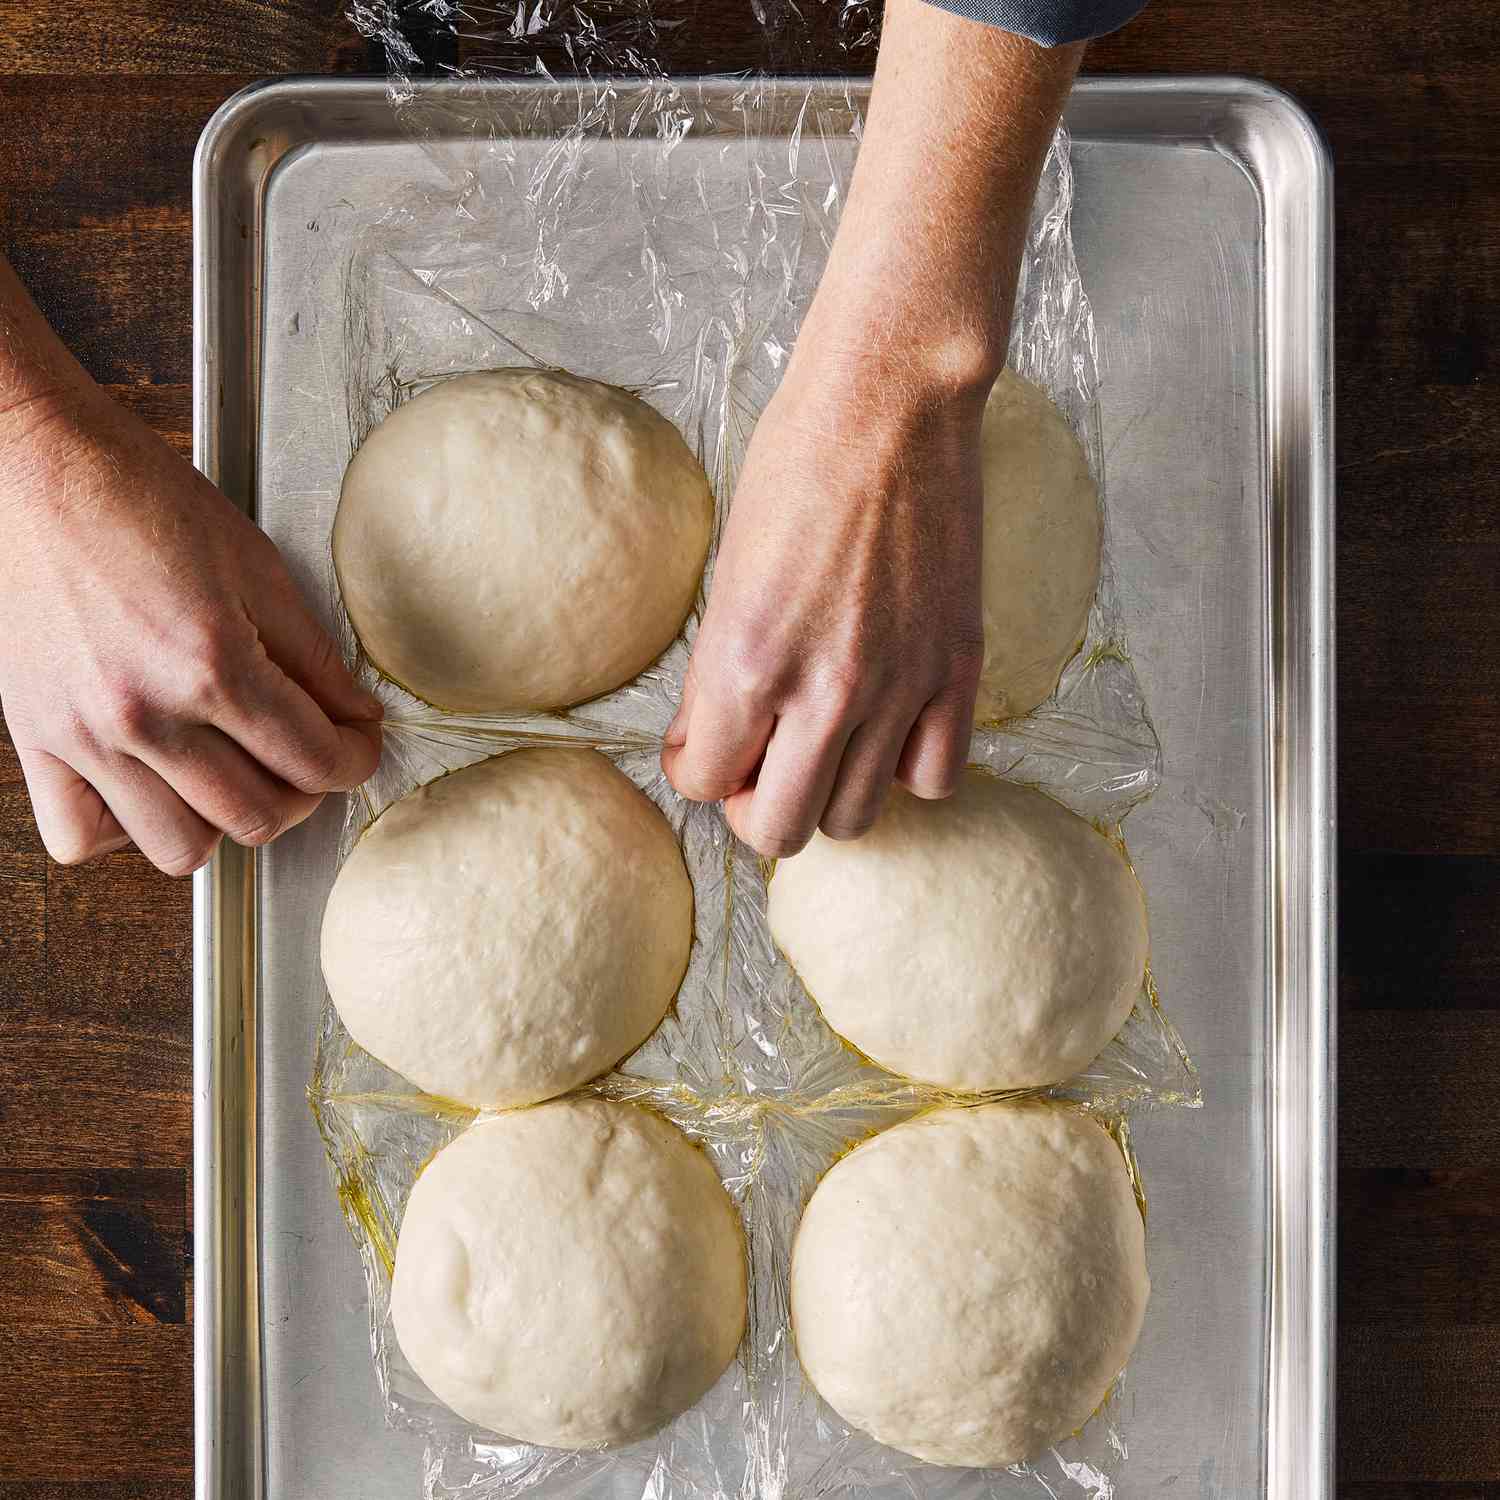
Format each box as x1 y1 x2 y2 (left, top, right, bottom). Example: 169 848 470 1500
0 389 383 876
662 334 988 858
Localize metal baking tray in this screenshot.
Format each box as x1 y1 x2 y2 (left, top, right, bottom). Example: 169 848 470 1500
192 75 1333 1500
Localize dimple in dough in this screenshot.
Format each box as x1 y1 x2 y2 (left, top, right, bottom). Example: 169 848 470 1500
976 369 1102 723
320 747 692 1108
333 368 713 714
790 1100 1149 1468
767 769 1147 1091
393 1098 747 1447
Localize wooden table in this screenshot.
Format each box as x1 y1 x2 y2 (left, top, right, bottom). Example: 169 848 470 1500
1 1 1496 1494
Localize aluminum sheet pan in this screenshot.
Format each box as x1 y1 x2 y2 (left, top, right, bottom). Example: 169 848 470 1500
192 75 1333 1500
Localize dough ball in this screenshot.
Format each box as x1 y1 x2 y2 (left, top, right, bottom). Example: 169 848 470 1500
767 770 1146 1090
334 368 713 713
791 1101 1149 1468
976 370 1101 722
393 1099 746 1446
321 747 692 1107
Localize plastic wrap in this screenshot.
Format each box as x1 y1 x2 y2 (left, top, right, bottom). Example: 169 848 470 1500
310 10 1202 1498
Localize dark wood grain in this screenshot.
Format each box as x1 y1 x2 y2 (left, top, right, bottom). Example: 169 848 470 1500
0 720 43 854
1339 1487 1500 1500
0 853 45 1007
0 1 350 74
0 1171 186 1327
0 1328 192 1482
1339 1327 1500 1482
40 855 191 1030
0 79 244 396
3 228 193 389
1341 1169 1500 1325
1341 852 1500 1010
1340 1011 1500 1171
0 79 235 219
0 1024 192 1173
1 0 1498 1490
0 1488 191 1500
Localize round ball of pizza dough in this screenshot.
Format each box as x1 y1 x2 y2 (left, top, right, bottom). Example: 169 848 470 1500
320 747 692 1107
791 1101 1149 1468
393 1099 746 1447
976 370 1101 723
767 770 1146 1091
333 368 713 714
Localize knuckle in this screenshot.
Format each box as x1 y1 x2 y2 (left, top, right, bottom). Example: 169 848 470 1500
902 751 962 799
748 827 812 860
907 778 958 802
303 627 346 687
98 678 155 746
718 636 786 708
43 830 97 867
231 804 287 848
821 813 877 842
822 780 890 841
287 740 343 793
805 654 867 717
667 764 735 804
181 624 250 715
157 836 220 879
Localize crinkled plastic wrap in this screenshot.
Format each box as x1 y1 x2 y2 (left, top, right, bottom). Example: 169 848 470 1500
310 9 1202 1499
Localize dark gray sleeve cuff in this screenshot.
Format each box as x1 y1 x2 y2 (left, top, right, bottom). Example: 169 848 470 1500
919 0 1147 44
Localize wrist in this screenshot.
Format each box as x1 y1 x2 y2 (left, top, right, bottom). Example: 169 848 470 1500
800 245 1012 396
791 289 1008 414
0 384 102 520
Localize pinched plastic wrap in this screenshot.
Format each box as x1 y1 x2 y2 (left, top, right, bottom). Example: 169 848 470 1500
311 10 1201 1499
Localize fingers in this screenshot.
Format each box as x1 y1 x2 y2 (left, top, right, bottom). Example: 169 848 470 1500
16 745 131 865
78 751 222 878
20 602 381 876
819 709 921 841
661 664 775 805
253 584 384 725
210 649 382 796
20 720 325 877
723 715 855 859
896 683 977 799
132 724 324 848
717 663 978 858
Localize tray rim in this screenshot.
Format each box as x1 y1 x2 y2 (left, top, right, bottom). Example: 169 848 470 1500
191 72 1334 1500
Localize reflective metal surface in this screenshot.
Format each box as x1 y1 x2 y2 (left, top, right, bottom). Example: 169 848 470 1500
193 75 1333 1500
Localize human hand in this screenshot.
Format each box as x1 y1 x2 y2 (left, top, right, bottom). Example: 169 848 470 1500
0 390 383 876
659 0 1080 857
662 343 986 857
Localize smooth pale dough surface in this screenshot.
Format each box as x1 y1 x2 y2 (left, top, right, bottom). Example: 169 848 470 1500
393 1099 746 1447
976 369 1102 723
333 368 713 714
767 770 1146 1090
320 747 692 1107
791 1101 1149 1468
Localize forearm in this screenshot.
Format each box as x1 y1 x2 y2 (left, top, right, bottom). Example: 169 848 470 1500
803 0 1083 396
